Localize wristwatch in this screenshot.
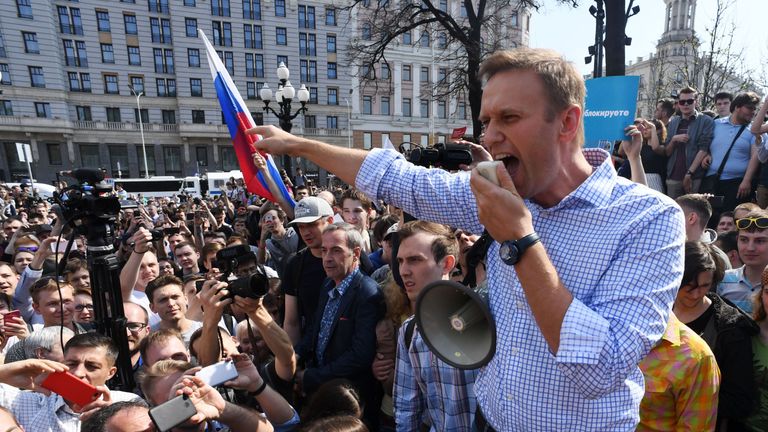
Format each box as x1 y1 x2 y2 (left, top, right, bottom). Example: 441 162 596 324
499 232 541 266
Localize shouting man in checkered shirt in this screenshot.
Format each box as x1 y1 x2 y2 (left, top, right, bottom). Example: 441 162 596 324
247 47 685 431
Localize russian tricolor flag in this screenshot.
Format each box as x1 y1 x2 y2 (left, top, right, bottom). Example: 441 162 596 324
199 30 295 207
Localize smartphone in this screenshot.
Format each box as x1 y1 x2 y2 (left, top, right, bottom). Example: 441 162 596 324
195 279 205 293
3 310 21 323
41 371 100 407
195 360 238 387
133 210 140 217
149 394 197 432
50 241 67 254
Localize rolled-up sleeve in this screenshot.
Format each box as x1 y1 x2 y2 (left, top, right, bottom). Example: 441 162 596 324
13 266 43 324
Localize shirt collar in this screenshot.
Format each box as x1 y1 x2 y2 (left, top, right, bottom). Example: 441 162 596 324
529 148 615 212
660 314 683 346
329 268 359 299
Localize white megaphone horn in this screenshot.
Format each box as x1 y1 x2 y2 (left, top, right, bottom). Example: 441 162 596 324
414 280 496 369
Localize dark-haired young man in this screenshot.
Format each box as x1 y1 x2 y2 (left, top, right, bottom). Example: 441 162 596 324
145 274 202 346
0 333 140 431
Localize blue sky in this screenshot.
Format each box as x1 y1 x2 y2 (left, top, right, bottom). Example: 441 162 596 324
528 0 768 91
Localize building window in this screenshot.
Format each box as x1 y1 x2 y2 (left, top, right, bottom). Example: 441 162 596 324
137 146 156 177
0 64 10 85
403 134 411 143
327 35 336 53
156 78 176 97
246 82 256 99
154 48 174 74
325 8 336 25
47 143 63 165
309 87 318 103
381 97 390 115
68 72 91 92
196 147 208 166
211 0 231 17
420 31 430 47
403 98 411 117
402 65 411 81
104 74 119 94
403 31 411 45
438 100 446 118
185 0 196 5
124 14 138 34
327 88 338 105
188 48 200 67
128 46 141 65
185 18 198 37
17 0 33 19
76 106 92 121
192 110 205 124
96 11 111 31
223 51 234 75
381 63 390 79
164 147 182 176
106 107 121 122
362 96 372 115
134 108 149 123
275 0 285 16
298 5 315 29
420 99 429 117
363 133 372 150
150 18 172 43
28 66 45 88
420 66 429 82
220 146 238 170
101 44 114 63
438 67 447 83
58 7 83 35
190 78 202 97
80 145 101 168
326 116 338 129
148 0 170 14
244 24 263 49
304 115 316 129
362 23 372 40
243 0 261 20
511 12 518 27
0 101 13 116
327 62 337 79
130 76 144 94
22 32 39 54
35 102 51 118
276 27 287 45
212 21 232 46
108 145 129 177
437 32 447 49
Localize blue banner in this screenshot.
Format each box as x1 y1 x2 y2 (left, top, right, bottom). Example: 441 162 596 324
584 76 640 152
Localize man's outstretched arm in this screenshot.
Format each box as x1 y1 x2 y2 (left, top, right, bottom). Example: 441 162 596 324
247 125 368 187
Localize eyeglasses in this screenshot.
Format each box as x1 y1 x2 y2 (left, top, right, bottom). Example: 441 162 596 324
16 246 38 253
736 217 768 230
126 322 148 332
678 99 695 106
74 304 94 312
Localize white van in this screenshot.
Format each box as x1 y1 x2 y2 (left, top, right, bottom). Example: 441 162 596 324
183 170 244 197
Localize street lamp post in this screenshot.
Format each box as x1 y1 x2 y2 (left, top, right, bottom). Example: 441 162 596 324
129 85 150 178
344 97 352 149
259 62 310 177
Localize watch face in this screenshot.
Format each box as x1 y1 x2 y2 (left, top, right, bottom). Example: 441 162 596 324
500 241 520 264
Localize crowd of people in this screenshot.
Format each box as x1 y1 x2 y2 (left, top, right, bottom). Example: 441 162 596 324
0 46 766 431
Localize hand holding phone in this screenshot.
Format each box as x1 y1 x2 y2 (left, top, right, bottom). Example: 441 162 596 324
149 394 197 432
195 360 238 387
41 371 100 406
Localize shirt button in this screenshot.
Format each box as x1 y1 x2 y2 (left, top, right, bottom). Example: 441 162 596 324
510 347 519 355
507 394 514 401
516 301 525 310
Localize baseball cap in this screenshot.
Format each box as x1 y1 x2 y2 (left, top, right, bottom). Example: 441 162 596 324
290 197 334 225
34 224 53 235
383 223 399 240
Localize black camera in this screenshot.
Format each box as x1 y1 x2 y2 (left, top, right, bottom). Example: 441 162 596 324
226 270 269 300
403 142 473 171
54 168 121 247
214 245 253 274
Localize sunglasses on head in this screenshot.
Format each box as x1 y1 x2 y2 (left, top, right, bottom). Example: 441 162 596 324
678 99 695 106
16 246 38 253
736 217 768 230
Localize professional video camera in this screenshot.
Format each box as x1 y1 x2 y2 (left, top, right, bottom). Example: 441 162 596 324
400 141 473 171
215 245 269 300
54 168 121 246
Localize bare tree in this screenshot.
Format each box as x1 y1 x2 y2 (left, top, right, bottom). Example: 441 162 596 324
344 0 577 140
675 0 755 110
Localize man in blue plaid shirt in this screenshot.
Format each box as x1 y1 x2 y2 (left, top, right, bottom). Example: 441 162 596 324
393 221 478 431
249 47 685 431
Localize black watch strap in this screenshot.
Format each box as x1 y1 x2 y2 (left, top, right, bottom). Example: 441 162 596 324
499 232 541 266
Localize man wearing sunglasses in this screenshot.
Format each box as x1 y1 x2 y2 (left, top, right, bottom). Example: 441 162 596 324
664 86 715 199
718 211 768 313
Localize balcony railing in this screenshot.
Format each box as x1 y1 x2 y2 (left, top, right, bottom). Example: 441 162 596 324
73 120 180 132
304 128 343 137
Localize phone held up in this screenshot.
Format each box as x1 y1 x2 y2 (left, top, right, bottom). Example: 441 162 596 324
41 371 100 407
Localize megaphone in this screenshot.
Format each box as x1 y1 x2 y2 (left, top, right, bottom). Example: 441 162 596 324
415 280 496 369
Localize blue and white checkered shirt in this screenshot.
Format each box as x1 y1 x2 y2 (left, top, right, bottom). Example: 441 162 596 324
356 148 685 431
393 316 478 432
316 269 359 365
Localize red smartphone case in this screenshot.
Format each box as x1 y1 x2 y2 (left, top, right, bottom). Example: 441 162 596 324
41 371 100 406
3 310 21 321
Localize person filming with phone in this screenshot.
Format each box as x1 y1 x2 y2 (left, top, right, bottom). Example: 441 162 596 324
246 48 686 430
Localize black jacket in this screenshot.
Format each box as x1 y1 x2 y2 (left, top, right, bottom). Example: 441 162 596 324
701 293 760 430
